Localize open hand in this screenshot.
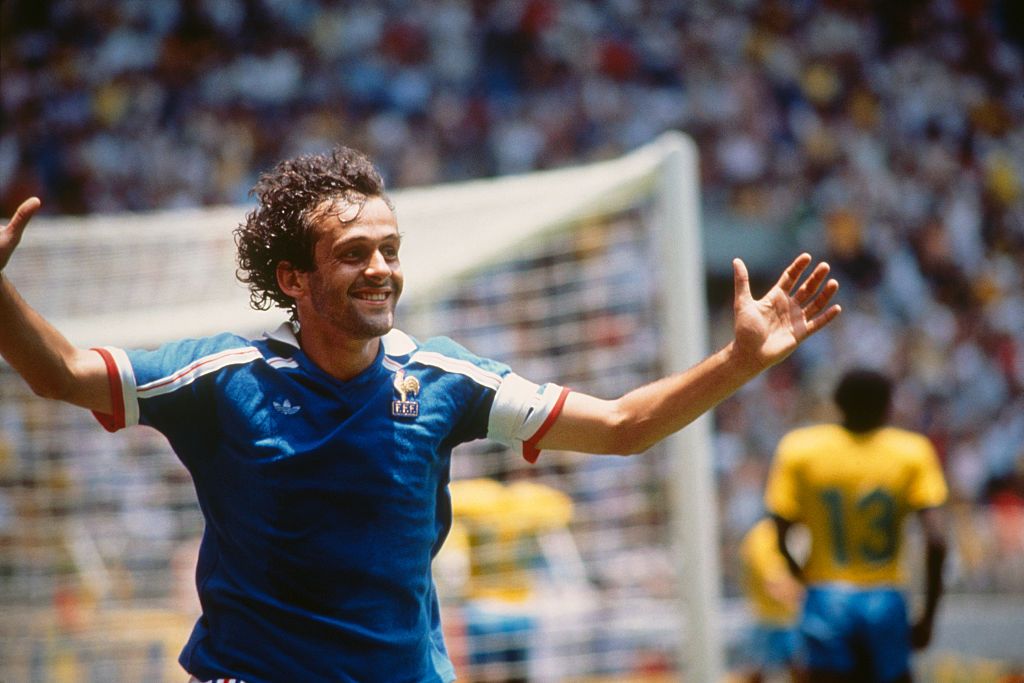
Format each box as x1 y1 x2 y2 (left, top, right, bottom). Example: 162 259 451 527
732 253 841 370
1 197 41 273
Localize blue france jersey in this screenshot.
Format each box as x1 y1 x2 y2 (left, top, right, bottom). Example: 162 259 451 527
92 324 568 683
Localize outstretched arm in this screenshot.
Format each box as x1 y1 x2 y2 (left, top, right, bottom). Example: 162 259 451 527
537 253 841 454
0 198 111 413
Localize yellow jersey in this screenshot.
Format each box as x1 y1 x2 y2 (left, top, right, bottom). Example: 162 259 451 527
739 518 802 625
765 424 947 587
448 478 573 602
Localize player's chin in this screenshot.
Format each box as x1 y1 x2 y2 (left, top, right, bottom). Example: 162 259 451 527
352 311 395 339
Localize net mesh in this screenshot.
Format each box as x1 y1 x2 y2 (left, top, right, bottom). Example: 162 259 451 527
404 204 680 681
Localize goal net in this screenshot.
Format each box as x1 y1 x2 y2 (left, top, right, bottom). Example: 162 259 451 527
0 132 722 682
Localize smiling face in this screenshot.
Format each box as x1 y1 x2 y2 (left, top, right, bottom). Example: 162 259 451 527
281 194 403 345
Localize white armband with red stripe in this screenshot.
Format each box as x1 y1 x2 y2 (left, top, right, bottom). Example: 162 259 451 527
91 346 139 432
487 373 570 463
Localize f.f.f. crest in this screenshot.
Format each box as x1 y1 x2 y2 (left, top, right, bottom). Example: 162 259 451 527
392 370 421 418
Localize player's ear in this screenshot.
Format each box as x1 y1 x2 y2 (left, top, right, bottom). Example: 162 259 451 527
277 261 306 299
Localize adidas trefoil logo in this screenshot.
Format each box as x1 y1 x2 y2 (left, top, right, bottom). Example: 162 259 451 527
273 398 301 415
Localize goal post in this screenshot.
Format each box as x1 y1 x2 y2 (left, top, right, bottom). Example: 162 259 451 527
1 132 723 681
655 135 724 683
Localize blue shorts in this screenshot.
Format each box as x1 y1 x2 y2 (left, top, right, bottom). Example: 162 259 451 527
463 601 536 666
801 585 911 682
748 622 801 671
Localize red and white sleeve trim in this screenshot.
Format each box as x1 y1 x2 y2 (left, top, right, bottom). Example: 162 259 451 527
487 373 571 463
90 347 138 432
521 386 570 463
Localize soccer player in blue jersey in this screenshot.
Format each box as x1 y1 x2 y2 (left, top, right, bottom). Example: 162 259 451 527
765 369 949 683
1 147 841 683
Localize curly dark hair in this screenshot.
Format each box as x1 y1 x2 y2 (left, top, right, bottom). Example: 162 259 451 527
234 146 391 316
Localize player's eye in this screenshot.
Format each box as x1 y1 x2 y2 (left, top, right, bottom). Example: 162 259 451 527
337 247 365 261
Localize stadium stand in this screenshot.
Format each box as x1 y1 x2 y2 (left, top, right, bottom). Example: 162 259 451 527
2 0 1023 679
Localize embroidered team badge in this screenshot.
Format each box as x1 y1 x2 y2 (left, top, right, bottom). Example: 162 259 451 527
392 370 421 418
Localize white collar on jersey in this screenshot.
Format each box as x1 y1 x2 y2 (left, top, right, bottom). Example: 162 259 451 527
263 321 301 348
262 321 417 358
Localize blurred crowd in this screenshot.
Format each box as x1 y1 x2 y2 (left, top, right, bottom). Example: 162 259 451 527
2 0 1023 571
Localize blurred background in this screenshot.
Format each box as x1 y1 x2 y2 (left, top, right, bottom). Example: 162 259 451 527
1 0 1023 681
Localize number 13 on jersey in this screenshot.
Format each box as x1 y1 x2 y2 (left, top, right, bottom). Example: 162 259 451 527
819 487 899 566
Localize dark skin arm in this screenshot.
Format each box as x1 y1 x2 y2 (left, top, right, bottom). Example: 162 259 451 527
911 506 947 650
772 514 804 584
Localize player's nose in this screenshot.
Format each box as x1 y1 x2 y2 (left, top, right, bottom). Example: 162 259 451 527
365 248 393 279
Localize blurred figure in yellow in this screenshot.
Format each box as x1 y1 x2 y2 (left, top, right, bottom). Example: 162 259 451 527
450 477 573 602
440 477 575 683
739 517 805 683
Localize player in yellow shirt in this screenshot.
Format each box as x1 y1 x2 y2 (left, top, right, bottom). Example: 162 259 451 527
739 517 804 682
442 477 575 681
764 369 948 683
